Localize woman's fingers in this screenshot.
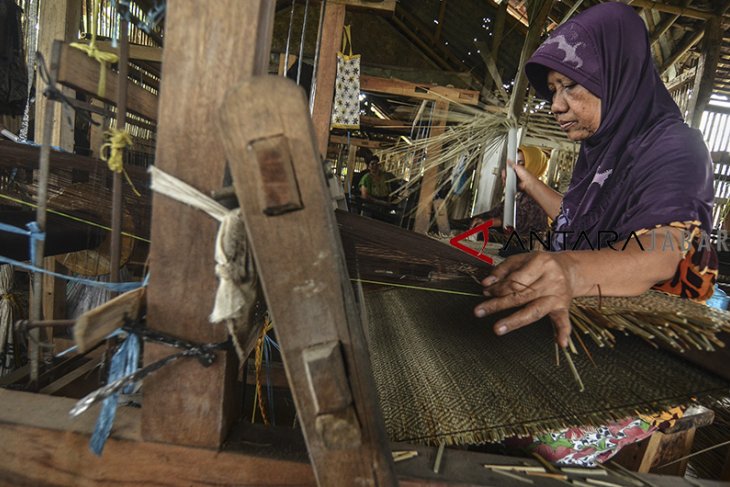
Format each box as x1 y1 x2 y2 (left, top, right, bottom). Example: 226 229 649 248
480 253 533 287
491 296 555 336
550 308 573 349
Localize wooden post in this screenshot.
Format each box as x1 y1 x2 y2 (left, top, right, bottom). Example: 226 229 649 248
508 0 554 121
35 0 81 149
218 75 397 487
414 100 449 234
687 16 723 128
110 19 129 287
142 0 275 448
310 3 346 158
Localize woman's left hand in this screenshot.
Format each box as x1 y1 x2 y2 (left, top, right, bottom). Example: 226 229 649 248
474 251 577 348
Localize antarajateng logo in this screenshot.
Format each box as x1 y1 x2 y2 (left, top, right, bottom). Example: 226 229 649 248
450 221 729 262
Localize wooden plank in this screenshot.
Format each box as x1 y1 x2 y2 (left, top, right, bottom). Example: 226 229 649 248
688 16 725 127
35 0 80 149
329 134 394 148
0 389 316 486
329 0 395 12
73 287 145 353
361 74 480 105
93 40 162 62
57 43 159 122
142 0 275 449
218 75 397 486
310 3 345 158
414 100 449 234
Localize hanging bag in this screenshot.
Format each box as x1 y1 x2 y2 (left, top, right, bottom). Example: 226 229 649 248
330 25 360 130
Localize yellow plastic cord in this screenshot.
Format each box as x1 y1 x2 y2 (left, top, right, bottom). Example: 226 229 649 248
350 278 482 297
254 317 274 426
70 0 118 97
101 128 140 197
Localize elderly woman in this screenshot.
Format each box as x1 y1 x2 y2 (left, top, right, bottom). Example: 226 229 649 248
475 2 717 349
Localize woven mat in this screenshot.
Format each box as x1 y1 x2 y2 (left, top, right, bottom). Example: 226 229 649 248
364 286 730 445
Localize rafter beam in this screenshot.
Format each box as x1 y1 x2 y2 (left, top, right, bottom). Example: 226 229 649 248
660 28 705 75
361 75 480 105
508 0 555 121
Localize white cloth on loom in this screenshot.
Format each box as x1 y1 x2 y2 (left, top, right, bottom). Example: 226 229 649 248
148 166 259 361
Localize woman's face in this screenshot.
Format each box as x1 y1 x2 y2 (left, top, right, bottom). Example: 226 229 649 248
547 70 601 141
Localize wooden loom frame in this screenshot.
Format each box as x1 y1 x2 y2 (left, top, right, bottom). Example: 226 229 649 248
1 1 728 486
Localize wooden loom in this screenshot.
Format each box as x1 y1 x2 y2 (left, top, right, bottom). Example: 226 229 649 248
2 2 730 486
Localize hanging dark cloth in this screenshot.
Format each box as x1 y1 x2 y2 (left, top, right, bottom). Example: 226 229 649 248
0 0 28 116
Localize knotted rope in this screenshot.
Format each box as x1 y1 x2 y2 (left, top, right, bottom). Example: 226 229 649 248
69 0 118 97
101 128 140 196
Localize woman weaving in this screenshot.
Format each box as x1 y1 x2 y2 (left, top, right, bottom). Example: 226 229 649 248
475 2 717 349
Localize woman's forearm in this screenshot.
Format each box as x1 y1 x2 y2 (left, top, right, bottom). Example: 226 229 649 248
556 227 683 297
524 179 563 220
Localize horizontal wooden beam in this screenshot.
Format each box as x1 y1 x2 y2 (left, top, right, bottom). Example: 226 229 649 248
361 75 480 105
0 389 316 486
330 134 395 148
93 40 162 62
330 0 395 12
57 42 158 122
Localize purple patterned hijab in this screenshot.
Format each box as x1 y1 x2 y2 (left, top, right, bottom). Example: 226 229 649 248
525 2 714 251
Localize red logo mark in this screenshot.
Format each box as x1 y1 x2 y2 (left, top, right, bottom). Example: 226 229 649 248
449 220 494 265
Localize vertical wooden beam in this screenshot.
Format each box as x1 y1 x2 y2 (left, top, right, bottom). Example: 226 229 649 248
434 0 447 42
142 0 275 448
508 0 554 121
414 100 449 234
311 3 346 158
484 0 508 94
219 75 397 487
687 16 723 128
35 0 81 149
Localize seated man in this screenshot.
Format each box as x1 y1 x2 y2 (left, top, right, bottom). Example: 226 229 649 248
358 157 398 223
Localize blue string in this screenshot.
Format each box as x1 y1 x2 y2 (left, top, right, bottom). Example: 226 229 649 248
26 222 45 266
90 333 140 455
0 221 46 267
0 255 144 292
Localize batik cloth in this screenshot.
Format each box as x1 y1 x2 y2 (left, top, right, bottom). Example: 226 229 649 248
331 25 360 130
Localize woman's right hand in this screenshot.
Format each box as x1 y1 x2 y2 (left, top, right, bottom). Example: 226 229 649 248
506 159 537 193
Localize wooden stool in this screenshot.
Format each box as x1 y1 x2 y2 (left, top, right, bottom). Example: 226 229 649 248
612 406 715 476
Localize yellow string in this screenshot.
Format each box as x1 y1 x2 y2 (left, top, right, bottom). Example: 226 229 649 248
254 317 274 426
69 0 119 97
101 128 141 197
350 278 482 297
0 193 150 243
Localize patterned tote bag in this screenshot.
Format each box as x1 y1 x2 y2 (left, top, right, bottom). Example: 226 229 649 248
331 25 360 130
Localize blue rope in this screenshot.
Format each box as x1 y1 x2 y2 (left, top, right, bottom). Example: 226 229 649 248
0 221 46 267
0 255 144 292
90 333 140 455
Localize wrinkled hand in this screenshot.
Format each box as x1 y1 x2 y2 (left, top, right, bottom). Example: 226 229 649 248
507 160 535 193
473 251 577 347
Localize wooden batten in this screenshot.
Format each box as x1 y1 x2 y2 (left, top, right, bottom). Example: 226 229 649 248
73 287 145 353
361 75 480 105
329 134 394 149
56 42 159 123
93 40 163 63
